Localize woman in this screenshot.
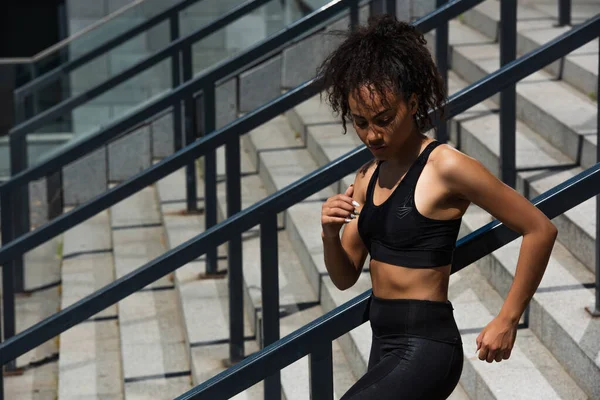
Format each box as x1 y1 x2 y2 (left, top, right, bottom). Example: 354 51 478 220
318 14 558 399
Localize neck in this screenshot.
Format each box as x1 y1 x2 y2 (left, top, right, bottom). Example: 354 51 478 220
385 130 429 169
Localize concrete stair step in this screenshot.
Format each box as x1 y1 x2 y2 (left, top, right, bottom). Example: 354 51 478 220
450 257 588 400
460 0 598 97
277 303 358 400
212 142 359 398
241 115 336 298
427 18 598 171
443 71 597 274
2 237 62 399
462 203 600 399
214 142 320 336
57 209 123 400
155 167 262 398
110 186 193 399
520 0 600 24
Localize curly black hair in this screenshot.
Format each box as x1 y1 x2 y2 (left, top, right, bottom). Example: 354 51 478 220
316 13 446 135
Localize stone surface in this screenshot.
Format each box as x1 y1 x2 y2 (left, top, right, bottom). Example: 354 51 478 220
281 29 343 88
53 162 96 223
151 111 176 158
239 55 282 113
107 126 152 182
444 71 596 274
216 78 239 130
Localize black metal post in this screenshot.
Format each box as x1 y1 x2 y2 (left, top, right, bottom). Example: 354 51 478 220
350 1 359 30
0 191 17 371
226 136 244 362
170 14 183 152
8 133 28 292
46 171 63 221
29 64 39 118
203 85 218 275
260 213 280 400
182 45 198 213
558 0 571 27
435 0 449 144
14 91 26 125
586 43 600 317
499 0 517 189
309 342 334 400
385 0 396 17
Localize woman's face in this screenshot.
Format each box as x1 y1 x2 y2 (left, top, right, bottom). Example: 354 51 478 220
348 85 418 161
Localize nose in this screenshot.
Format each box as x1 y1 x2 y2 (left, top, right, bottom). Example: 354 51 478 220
366 125 383 143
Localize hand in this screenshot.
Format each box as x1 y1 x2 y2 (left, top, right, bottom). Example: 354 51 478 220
475 315 518 363
321 185 360 238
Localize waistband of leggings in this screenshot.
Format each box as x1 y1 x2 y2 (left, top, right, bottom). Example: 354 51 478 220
369 294 461 345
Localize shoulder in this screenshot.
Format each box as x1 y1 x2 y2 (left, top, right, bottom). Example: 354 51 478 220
428 143 489 198
352 160 378 203
429 143 482 181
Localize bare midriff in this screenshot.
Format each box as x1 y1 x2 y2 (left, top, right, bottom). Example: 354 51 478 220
369 260 451 302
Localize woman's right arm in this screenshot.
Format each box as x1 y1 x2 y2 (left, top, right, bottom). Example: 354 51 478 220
321 169 370 290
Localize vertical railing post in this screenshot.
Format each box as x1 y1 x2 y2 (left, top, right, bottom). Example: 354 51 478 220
309 342 334 400
28 63 39 119
499 0 517 189
203 85 218 275
586 41 600 318
8 133 28 293
350 0 359 30
226 136 244 362
182 45 198 213
260 213 280 400
170 14 183 152
385 0 396 17
435 0 449 144
558 0 571 27
1 191 18 372
14 91 26 126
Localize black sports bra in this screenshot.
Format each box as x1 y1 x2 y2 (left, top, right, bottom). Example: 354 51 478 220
357 140 462 268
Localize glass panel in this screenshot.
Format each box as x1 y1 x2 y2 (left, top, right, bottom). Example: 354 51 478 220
22 0 318 170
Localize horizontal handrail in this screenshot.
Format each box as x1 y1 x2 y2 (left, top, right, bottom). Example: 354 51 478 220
174 162 600 400
14 0 204 100
9 0 272 137
0 0 485 266
1 12 597 364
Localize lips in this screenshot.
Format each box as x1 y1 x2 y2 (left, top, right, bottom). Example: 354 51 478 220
369 144 386 152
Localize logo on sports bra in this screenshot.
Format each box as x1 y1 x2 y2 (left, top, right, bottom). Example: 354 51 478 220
396 206 412 220
396 188 414 220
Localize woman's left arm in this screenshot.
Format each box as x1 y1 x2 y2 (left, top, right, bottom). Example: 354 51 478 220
435 146 558 364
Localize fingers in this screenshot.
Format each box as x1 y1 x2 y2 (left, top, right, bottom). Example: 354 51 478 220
477 346 488 362
477 343 512 363
322 216 352 225
494 351 503 363
344 184 354 197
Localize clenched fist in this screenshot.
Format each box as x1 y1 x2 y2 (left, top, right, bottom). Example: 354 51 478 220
321 185 360 238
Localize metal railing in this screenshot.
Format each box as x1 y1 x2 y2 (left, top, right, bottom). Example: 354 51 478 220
2 0 371 291
559 0 572 26
175 161 600 400
0 0 483 371
13 0 207 121
1 12 598 400
6 0 281 271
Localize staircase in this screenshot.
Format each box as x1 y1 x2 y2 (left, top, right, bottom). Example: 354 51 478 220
3 0 599 399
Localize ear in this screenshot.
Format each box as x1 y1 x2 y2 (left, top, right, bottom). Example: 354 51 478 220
408 93 418 115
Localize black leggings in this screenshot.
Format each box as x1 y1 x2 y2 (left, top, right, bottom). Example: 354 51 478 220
341 295 464 400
